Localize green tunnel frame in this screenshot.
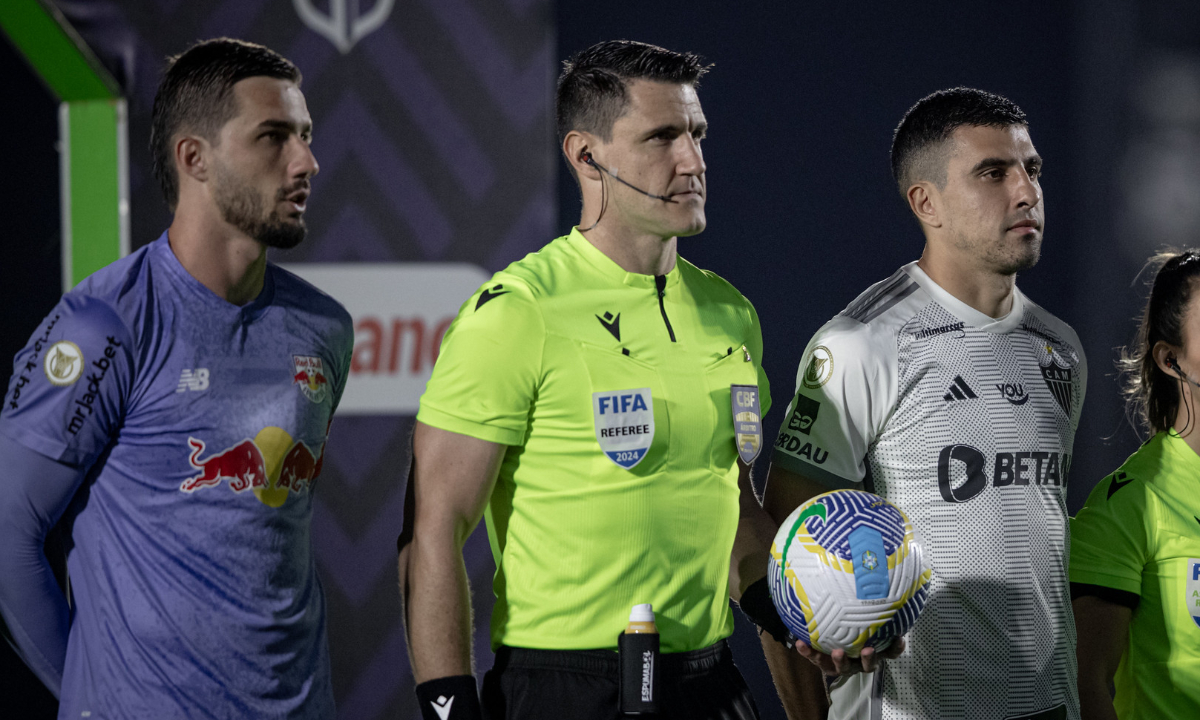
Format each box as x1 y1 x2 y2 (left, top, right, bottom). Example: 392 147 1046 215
0 0 127 290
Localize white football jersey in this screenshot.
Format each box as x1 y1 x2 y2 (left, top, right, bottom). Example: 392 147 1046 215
774 262 1084 720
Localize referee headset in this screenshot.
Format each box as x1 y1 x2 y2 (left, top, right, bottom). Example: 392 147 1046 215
1166 355 1200 436
578 150 676 232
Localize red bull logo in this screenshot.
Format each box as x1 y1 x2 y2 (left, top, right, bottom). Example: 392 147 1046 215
181 426 325 507
293 355 329 403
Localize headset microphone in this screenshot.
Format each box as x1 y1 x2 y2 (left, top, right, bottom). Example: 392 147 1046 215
583 153 678 203
1168 356 1200 389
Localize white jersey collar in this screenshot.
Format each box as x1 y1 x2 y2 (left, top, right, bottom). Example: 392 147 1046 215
903 261 1026 333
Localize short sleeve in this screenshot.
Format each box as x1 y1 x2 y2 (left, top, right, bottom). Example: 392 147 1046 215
1069 469 1151 597
746 300 772 417
772 317 894 488
329 311 354 416
0 295 135 467
417 279 544 446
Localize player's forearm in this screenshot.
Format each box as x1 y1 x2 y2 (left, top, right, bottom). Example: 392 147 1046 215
0 544 69 696
729 461 777 600
403 531 475 683
761 633 828 720
1077 675 1119 720
0 436 85 696
729 501 775 600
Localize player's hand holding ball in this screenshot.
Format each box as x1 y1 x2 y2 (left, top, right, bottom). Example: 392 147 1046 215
768 490 932 676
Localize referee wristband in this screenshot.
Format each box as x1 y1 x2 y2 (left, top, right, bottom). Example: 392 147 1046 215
415 675 482 720
738 576 795 649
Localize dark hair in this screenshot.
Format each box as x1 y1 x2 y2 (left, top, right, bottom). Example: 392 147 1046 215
150 38 301 209
556 40 708 169
1120 250 1200 435
890 87 1027 198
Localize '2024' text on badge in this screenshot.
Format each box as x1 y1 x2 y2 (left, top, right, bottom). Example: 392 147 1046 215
593 388 654 469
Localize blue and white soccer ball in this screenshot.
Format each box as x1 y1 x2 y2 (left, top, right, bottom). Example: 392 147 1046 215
768 489 932 656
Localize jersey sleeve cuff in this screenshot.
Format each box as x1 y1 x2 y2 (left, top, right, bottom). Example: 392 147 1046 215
416 405 524 446
0 423 86 467
1070 582 1140 609
1068 569 1141 598
770 450 859 489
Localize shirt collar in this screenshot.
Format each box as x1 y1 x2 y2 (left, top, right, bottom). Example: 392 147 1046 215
567 227 682 290
904 261 1025 333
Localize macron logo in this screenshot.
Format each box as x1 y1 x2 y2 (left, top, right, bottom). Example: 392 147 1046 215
431 695 454 720
176 368 210 393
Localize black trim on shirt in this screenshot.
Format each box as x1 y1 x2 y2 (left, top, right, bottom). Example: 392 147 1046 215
654 275 676 342
1070 582 1140 610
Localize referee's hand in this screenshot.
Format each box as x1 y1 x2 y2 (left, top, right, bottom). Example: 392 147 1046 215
795 637 905 676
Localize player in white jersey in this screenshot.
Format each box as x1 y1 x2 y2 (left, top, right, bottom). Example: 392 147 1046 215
758 88 1085 720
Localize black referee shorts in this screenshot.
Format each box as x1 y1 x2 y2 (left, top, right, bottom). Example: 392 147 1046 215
480 640 760 720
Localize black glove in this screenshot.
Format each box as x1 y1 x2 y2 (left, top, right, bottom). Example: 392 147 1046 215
415 675 483 720
738 576 795 649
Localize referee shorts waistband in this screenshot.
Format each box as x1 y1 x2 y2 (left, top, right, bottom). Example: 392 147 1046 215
491 640 732 680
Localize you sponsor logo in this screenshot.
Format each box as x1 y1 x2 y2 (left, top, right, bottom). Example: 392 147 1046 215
996 382 1029 405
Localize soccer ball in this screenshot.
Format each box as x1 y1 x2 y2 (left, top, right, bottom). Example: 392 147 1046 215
768 489 931 656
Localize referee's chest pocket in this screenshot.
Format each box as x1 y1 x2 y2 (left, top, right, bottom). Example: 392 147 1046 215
705 348 762 472
577 341 670 476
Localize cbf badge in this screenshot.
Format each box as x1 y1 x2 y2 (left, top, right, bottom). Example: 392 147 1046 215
1188 558 1200 629
731 384 763 464
593 388 654 469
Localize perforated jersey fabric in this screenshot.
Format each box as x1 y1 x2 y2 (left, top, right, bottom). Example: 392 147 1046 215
774 262 1085 720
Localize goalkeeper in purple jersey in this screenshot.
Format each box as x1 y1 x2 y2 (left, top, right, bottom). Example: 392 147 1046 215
0 39 352 719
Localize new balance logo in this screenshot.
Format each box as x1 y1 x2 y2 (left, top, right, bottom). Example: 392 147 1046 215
942 375 977 402
431 695 455 720
596 311 621 341
176 368 210 393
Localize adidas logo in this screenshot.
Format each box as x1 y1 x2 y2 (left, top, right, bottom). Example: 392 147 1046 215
942 375 977 402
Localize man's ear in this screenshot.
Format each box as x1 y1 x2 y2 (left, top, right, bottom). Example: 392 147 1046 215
563 131 602 182
176 135 210 184
907 182 942 229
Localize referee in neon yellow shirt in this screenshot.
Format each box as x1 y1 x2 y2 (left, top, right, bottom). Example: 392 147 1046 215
1072 251 1200 720
398 41 805 719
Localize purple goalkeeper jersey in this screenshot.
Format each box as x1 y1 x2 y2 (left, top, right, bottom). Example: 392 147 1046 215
0 232 352 719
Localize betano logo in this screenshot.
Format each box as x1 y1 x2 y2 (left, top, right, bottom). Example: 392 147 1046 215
280 263 490 414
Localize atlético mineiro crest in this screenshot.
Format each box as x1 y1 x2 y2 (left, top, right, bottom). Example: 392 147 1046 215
1039 346 1074 416
293 355 329 403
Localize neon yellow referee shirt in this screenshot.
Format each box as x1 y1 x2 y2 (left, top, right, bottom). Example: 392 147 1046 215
418 228 771 653
1071 431 1200 719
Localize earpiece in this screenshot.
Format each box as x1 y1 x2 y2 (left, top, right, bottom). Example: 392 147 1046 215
578 152 676 203
1167 355 1200 389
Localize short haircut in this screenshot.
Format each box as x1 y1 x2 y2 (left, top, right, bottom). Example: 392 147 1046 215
556 40 708 170
890 87 1027 197
150 38 301 210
